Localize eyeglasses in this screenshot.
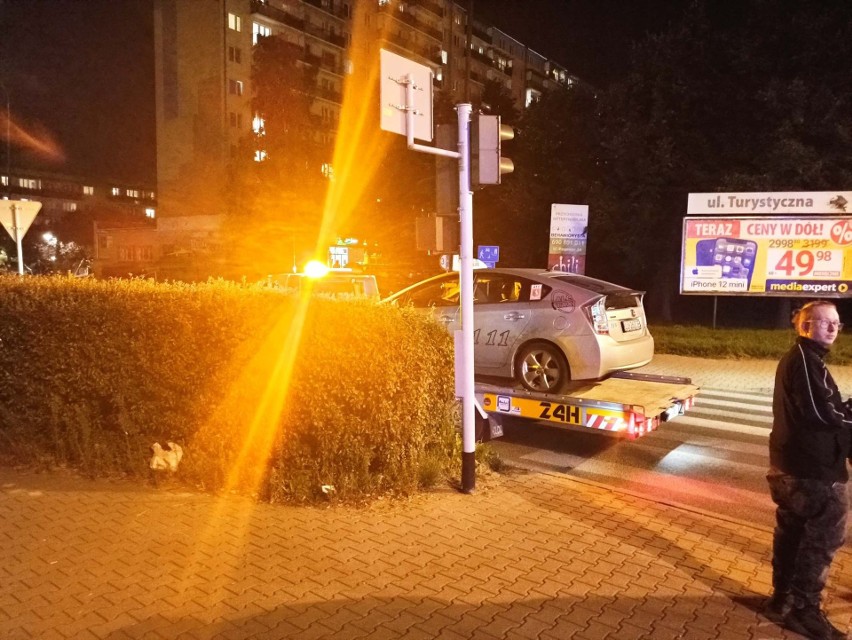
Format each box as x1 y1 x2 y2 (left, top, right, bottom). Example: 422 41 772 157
809 320 844 331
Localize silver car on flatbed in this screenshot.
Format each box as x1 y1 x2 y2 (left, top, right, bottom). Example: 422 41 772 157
384 268 654 393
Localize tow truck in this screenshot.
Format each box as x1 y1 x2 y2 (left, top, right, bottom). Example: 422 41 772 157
475 371 699 440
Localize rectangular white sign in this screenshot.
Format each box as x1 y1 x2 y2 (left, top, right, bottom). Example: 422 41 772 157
548 204 588 274
379 49 434 142
687 191 852 215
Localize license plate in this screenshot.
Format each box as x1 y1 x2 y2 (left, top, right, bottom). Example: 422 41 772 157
621 318 642 332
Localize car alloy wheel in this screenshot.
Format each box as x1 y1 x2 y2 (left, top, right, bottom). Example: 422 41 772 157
517 342 569 393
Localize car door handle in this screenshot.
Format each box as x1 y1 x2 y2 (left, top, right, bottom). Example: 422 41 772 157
503 312 525 321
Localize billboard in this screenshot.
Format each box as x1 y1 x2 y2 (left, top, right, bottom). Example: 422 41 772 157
680 216 852 297
548 204 588 274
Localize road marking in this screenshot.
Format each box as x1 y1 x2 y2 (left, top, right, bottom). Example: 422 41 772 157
520 450 768 506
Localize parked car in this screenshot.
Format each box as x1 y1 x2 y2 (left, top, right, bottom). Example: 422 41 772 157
270 271 380 299
383 268 654 393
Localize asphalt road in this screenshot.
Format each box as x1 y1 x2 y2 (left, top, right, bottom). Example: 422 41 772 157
488 353 852 534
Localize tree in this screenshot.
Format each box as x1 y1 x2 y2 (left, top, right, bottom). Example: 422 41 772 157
478 79 520 123
473 82 604 268
222 36 329 275
591 0 852 320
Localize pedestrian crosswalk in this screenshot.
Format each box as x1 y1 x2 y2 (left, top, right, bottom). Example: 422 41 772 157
493 387 782 527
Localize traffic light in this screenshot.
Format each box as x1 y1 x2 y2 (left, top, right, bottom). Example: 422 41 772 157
473 114 515 185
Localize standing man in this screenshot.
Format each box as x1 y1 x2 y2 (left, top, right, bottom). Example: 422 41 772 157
767 300 851 640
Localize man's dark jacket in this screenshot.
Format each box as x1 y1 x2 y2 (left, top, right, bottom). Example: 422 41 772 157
770 336 852 482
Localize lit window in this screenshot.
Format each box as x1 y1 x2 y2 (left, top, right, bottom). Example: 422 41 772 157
436 70 442 81
254 150 267 162
17 178 41 189
145 208 156 219
228 79 244 96
126 189 140 198
111 187 121 196
253 23 271 45
83 185 94 195
441 50 448 64
228 13 241 31
62 202 77 212
252 114 265 134
0 176 7 186
321 163 334 180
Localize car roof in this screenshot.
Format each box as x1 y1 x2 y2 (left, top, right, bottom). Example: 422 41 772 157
385 268 643 301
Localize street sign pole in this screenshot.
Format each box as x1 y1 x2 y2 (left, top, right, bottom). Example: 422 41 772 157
12 203 22 275
381 49 476 493
456 102 476 493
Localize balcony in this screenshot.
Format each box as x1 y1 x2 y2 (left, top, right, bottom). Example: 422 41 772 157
412 0 444 18
379 4 441 42
419 22 442 41
525 69 546 91
315 86 342 103
301 0 347 19
304 23 346 47
472 25 491 44
250 0 305 30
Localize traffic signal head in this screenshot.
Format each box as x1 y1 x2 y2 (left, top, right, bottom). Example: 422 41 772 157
475 114 514 185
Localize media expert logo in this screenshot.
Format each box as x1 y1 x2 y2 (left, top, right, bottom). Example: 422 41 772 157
766 280 850 294
830 195 848 212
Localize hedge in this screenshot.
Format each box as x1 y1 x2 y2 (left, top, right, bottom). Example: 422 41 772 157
0 275 458 502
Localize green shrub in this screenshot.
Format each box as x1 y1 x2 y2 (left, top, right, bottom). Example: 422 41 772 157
652 324 852 365
0 275 460 501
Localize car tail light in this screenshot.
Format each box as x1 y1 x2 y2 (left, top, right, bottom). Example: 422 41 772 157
584 297 610 335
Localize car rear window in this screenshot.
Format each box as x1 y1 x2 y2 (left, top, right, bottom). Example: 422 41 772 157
551 275 626 294
603 292 643 310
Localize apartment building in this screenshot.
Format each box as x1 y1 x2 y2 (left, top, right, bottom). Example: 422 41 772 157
153 0 574 218
0 169 156 235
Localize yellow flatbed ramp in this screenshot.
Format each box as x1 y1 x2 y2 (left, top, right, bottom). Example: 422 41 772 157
476 371 700 439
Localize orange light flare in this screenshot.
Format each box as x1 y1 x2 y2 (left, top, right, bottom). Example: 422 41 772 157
220 302 311 494
183 8 413 561
312 1 399 256
0 110 65 162
177 294 317 588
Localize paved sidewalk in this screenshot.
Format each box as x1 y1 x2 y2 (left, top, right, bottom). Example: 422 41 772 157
2 353 852 640
1 463 851 640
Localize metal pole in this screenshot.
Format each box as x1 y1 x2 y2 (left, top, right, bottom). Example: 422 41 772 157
11 203 22 275
457 103 475 493
712 296 717 329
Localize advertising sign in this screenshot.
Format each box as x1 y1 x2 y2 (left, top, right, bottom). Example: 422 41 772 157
548 204 588 274
680 216 852 297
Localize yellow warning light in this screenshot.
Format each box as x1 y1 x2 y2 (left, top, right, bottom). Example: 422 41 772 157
303 260 330 278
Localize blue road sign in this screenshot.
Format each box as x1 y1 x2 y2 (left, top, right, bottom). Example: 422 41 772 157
478 245 499 262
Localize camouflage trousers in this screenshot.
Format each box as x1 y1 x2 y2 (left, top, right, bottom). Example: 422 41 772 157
767 474 848 606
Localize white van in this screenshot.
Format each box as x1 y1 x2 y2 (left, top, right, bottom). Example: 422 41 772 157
273 272 380 299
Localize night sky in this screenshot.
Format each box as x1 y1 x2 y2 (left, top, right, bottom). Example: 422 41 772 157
0 0 684 187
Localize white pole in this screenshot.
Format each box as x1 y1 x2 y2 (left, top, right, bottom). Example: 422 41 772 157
12 203 23 275
457 103 475 493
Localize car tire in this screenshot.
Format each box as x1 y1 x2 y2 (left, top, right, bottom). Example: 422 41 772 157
516 342 570 394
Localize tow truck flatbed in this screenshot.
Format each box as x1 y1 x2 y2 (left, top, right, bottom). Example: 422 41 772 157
476 371 700 439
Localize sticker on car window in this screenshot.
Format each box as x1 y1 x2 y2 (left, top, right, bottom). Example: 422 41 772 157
551 290 575 313
530 284 542 301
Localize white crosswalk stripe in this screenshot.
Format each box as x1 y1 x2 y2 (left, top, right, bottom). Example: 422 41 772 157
498 387 783 526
